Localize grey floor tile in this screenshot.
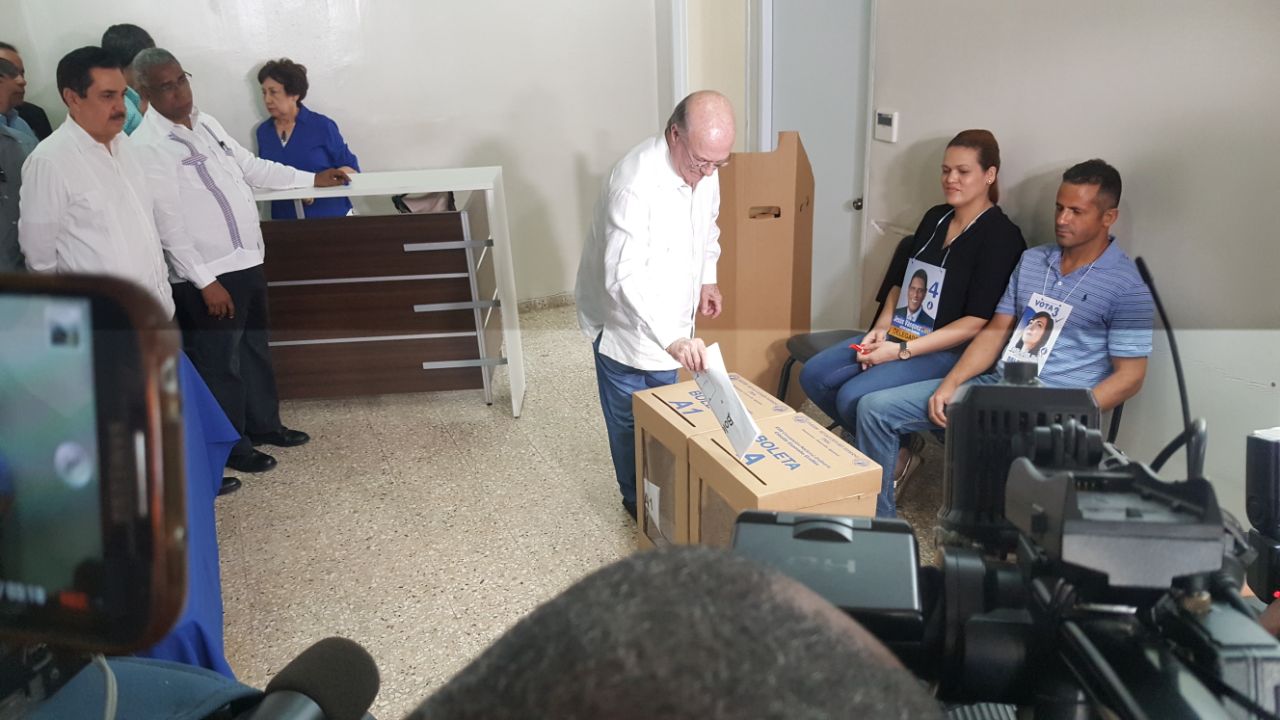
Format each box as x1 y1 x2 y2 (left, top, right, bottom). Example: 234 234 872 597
219 305 634 718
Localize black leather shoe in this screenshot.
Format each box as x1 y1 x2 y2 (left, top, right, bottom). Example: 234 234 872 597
622 498 637 521
249 428 311 448
226 450 277 473
218 477 242 496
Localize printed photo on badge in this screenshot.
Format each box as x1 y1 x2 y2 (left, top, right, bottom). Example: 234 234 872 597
887 258 945 342
1001 293 1073 373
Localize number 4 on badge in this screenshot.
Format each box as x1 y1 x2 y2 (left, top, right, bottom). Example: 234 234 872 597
929 281 941 298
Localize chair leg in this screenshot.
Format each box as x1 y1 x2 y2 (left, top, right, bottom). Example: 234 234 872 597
777 357 798 401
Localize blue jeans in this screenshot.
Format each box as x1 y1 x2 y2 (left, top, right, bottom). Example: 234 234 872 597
592 335 679 505
798 334 963 432
855 372 1000 517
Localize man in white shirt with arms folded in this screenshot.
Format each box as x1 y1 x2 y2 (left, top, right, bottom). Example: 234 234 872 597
18 46 173 318
130 48 350 476
575 90 733 520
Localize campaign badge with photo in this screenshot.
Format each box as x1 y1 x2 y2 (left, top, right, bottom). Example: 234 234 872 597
887 258 945 342
1001 293 1073 373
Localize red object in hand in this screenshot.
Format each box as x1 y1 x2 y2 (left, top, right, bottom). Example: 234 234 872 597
849 343 865 353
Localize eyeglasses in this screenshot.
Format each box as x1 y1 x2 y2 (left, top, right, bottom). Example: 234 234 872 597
689 155 730 172
154 72 192 96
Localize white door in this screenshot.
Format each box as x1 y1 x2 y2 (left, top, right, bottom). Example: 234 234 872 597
765 0 873 330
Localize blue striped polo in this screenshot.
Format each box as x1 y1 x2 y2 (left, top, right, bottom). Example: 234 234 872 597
994 239 1153 388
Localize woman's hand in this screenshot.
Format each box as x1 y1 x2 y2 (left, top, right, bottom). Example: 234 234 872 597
857 329 888 370
856 340 900 368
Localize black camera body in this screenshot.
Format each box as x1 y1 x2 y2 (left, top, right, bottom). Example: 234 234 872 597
734 373 1280 718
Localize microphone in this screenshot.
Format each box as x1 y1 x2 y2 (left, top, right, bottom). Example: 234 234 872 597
242 637 380 720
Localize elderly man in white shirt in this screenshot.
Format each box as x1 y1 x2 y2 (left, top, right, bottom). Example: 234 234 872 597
574 91 734 520
130 48 350 476
18 46 174 318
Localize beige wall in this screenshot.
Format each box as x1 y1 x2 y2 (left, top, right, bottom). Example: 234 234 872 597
863 1 1280 329
6 0 660 302
865 0 1280 520
686 0 748 152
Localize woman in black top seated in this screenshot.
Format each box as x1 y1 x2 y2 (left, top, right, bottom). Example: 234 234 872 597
799 129 1025 481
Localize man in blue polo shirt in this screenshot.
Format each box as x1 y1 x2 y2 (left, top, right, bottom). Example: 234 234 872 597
856 159 1153 517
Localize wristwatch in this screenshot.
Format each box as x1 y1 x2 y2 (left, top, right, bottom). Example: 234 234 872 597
898 343 912 361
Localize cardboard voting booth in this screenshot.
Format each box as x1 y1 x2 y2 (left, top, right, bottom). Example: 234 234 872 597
698 132 815 407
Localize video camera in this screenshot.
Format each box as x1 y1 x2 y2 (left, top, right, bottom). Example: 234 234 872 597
734 259 1280 719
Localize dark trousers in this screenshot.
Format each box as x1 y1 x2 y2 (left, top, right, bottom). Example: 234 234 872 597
173 266 282 461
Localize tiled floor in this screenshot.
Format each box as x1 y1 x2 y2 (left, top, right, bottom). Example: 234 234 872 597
217 304 947 718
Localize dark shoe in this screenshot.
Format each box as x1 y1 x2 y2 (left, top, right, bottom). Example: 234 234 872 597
249 428 310 448
622 498 637 521
226 450 277 473
218 477 242 496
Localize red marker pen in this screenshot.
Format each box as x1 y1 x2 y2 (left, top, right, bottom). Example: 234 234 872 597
849 343 866 353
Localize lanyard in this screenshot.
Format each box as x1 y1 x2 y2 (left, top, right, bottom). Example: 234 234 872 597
1041 253 1096 305
913 206 991 268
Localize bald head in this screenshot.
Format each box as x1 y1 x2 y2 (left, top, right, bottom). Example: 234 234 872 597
668 90 734 144
665 90 735 188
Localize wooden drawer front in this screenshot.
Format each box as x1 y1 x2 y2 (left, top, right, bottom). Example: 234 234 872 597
262 214 469 282
272 336 482 399
267 278 475 343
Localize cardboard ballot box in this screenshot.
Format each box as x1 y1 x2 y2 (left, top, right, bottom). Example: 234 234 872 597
688 413 881 548
633 375 792 548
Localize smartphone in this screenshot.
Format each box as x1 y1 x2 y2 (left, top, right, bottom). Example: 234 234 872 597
0 273 186 653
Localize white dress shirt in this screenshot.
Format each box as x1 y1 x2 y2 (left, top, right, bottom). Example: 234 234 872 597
131 107 313 288
574 135 721 371
18 118 175 318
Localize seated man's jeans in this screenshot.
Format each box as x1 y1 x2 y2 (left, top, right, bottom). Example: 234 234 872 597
592 335 678 505
855 372 1000 517
799 335 962 433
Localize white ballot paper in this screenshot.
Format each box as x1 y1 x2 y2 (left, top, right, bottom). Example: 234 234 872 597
693 343 762 457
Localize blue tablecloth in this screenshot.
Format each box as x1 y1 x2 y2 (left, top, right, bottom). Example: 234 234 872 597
134 352 237 679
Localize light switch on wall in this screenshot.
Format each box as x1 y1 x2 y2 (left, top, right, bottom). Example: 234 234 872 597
874 110 899 143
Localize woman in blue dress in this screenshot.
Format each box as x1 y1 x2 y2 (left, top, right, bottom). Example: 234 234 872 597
255 58 359 219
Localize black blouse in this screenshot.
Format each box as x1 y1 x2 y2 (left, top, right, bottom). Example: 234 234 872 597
876 203 1026 331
